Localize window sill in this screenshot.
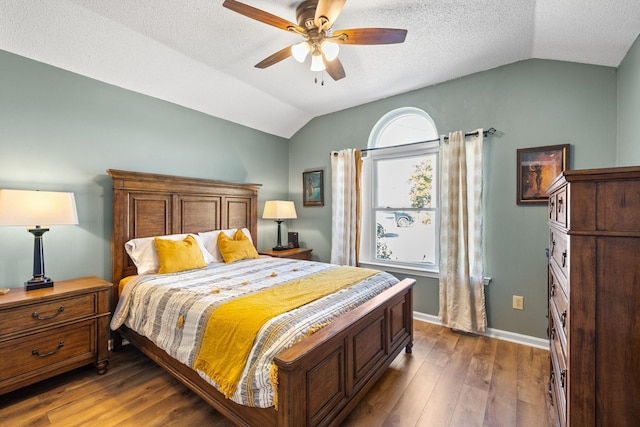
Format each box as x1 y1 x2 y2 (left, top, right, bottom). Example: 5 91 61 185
359 261 440 279
359 261 492 285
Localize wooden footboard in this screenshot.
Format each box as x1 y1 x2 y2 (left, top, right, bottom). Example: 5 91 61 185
116 278 414 427
275 278 414 427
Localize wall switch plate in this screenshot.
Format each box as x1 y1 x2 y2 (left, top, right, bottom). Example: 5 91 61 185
513 295 524 310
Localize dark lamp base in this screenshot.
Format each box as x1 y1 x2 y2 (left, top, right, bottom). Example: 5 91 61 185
272 245 288 251
25 277 54 291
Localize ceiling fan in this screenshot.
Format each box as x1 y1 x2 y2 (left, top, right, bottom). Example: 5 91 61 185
222 0 408 81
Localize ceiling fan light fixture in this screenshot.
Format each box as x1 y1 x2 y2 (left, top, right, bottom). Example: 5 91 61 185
321 41 339 61
291 42 310 62
310 53 326 72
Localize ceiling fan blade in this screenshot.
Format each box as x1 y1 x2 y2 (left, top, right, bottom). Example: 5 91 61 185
314 0 346 29
324 56 346 81
223 0 304 33
334 28 408 45
255 45 294 69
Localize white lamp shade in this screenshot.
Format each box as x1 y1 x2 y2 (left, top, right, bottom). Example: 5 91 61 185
262 200 297 220
291 42 310 62
321 41 339 61
310 53 326 72
0 189 79 226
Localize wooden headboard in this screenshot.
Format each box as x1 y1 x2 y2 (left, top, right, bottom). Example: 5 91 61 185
108 169 261 290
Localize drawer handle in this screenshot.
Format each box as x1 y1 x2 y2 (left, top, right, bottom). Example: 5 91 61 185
32 306 65 320
561 310 567 328
32 341 64 358
560 369 566 389
549 200 555 218
550 238 556 256
561 250 567 268
550 282 556 296
550 326 556 340
557 197 564 213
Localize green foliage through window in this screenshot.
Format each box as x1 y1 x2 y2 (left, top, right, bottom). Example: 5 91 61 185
408 160 433 208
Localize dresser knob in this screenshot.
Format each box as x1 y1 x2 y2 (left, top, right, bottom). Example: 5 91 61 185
562 251 567 268
32 341 65 357
32 306 65 320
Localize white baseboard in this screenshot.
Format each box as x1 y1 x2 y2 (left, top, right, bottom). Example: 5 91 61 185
413 311 549 350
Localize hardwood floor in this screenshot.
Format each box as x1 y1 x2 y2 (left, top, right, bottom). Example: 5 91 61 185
0 321 556 427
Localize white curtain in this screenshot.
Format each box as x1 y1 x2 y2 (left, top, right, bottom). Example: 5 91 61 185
439 130 487 333
330 149 362 266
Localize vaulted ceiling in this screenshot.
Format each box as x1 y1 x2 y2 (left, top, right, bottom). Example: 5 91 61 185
1 0 639 138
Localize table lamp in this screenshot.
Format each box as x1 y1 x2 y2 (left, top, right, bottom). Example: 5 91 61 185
0 189 79 290
262 200 297 251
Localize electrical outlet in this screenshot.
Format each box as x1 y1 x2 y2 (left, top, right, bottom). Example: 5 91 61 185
513 295 524 310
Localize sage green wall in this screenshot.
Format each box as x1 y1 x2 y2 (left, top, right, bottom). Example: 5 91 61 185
618 34 640 165
289 59 617 339
0 48 628 340
0 50 289 287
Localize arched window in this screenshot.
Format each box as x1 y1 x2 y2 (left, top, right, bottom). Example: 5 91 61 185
360 107 440 276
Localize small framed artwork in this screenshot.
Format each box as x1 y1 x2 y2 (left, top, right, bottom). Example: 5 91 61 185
517 144 570 205
303 169 324 207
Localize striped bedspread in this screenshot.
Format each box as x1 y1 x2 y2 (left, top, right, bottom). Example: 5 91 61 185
110 257 399 408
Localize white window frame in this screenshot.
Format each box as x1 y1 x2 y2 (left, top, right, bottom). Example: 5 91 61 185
359 108 440 278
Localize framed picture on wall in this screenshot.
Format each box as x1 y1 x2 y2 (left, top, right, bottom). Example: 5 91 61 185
303 169 324 207
517 144 570 205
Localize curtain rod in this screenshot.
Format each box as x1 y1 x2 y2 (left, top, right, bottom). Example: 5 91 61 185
359 127 497 154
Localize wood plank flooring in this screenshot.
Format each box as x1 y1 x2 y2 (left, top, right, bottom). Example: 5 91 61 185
0 321 556 427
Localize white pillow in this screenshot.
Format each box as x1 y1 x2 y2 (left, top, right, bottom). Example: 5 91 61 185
125 233 214 275
198 228 253 263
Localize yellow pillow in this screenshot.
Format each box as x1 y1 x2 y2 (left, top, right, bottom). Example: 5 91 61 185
154 235 207 274
217 229 259 263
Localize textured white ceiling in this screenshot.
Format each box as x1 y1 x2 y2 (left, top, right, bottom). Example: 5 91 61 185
1 0 638 138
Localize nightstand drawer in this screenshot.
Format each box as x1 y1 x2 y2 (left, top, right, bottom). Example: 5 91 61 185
259 248 312 260
284 251 312 260
0 293 97 337
0 319 96 383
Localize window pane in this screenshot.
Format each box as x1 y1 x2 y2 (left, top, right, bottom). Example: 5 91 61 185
375 154 437 208
375 211 436 264
377 114 438 148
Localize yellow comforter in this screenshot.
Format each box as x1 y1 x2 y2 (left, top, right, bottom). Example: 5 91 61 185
193 265 378 398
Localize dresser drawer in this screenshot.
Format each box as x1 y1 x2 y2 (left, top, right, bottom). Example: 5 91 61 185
554 186 567 227
549 229 568 278
0 293 97 337
0 319 96 383
549 261 569 306
548 193 557 222
550 316 567 427
550 291 568 356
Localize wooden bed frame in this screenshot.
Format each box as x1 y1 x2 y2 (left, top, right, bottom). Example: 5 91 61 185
108 169 415 427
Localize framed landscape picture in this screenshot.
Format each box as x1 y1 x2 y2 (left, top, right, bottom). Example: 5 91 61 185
516 144 570 205
303 169 324 207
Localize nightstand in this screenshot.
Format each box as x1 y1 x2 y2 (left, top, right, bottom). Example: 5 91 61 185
0 276 112 395
259 247 313 260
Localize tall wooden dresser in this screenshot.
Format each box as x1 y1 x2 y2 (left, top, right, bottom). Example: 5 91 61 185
546 166 640 427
